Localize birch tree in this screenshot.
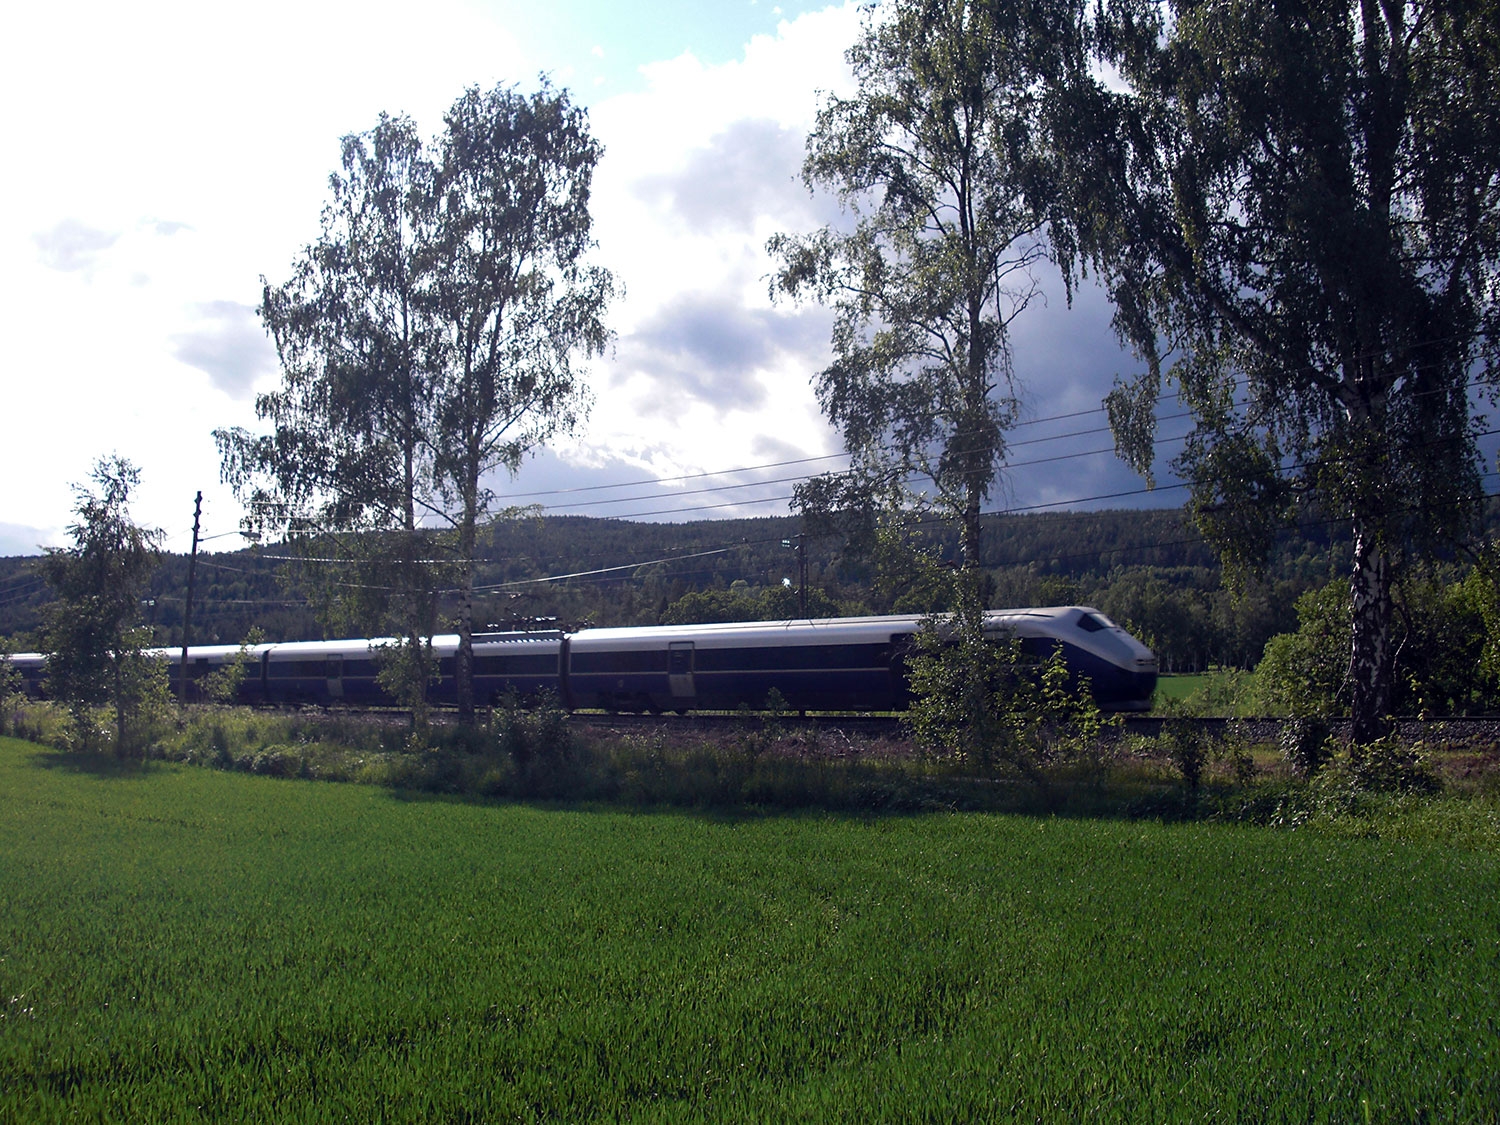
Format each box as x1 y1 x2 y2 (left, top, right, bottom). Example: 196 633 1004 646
40 456 166 754
216 114 444 720
769 0 1048 576
426 82 614 721
1041 0 1500 741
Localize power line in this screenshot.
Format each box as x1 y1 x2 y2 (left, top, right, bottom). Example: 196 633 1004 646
194 363 1491 533
150 376 1500 582
214 412 1493 578
471 547 737 592
99 478 1500 616
475 360 1489 512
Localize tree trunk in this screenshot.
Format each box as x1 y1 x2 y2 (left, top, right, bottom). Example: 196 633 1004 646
399 434 433 733
960 488 983 574
959 285 990 584
113 649 126 759
1348 518 1394 743
455 482 478 724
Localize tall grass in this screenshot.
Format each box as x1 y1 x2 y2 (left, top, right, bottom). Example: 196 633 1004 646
1 735 1497 1121
10 692 1500 847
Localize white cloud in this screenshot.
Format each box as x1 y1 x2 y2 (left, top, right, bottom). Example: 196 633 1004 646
0 0 535 552
0 3 1152 552
567 4 862 485
170 301 277 400
0 524 54 558
32 220 121 273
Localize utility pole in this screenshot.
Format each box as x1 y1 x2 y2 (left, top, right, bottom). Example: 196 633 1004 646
179 491 202 703
782 534 808 618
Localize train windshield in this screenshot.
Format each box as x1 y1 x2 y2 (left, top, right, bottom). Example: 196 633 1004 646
1075 612 1116 633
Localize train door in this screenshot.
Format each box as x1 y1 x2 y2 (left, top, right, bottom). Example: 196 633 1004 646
327 655 344 701
667 642 695 704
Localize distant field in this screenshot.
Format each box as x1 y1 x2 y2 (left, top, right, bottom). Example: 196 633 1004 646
1155 669 1258 712
1155 673 1206 702
1 736 1496 1121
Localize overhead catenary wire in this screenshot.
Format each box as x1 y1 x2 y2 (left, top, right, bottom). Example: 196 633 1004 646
188 410 1499 592
73 357 1492 599
184 357 1490 538
5 345 1492 631
107 479 1500 617
468 478 1500 598
471 356 1490 511
174 464 1500 607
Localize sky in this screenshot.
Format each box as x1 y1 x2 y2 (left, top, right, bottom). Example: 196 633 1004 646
0 0 1178 558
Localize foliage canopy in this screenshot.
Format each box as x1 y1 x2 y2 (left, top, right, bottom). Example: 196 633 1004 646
1038 0 1500 739
39 456 168 753
217 80 613 722
770 0 1049 572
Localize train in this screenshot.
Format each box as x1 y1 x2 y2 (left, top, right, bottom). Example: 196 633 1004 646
6 607 1159 713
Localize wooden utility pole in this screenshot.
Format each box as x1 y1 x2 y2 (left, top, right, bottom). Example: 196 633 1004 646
782 535 808 618
179 491 202 703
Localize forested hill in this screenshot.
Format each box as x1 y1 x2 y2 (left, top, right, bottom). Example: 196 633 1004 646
0 507 1357 671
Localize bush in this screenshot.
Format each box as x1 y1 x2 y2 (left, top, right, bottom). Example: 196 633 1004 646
1157 717 1207 790
2 699 73 748
249 745 307 778
496 690 580 797
1254 583 1348 717
1349 736 1441 795
199 629 265 703
904 597 1117 777
1280 717 1333 779
1255 571 1500 718
1214 725 1259 786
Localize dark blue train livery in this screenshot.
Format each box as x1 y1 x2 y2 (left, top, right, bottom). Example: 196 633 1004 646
7 607 1158 713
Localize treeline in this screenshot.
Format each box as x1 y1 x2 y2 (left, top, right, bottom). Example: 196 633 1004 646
0 506 1349 671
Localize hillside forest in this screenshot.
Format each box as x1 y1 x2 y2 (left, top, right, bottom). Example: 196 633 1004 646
5 504 1499 716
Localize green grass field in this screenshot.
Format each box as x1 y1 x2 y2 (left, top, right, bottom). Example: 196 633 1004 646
2 735 1497 1121
1155 670 1258 713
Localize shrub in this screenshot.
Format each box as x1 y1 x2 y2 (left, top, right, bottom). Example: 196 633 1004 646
1280 717 1333 779
249 745 306 778
1253 582 1348 717
1349 735 1441 795
1214 725 1259 786
496 690 581 797
1158 717 1207 790
1035 647 1121 772
199 629 265 703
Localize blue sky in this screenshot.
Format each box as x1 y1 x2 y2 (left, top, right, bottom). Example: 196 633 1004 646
0 0 1173 557
506 0 837 95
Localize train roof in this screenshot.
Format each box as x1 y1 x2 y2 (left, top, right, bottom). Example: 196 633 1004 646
566 607 1105 647
6 608 1125 664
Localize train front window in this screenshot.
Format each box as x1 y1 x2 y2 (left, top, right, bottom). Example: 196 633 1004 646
1076 612 1114 633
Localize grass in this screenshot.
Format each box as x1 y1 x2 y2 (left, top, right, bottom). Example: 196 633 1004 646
2 735 1498 1121
1156 673 1209 703
1155 668 1259 714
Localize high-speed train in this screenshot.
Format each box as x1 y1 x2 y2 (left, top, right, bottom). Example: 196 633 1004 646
7 607 1158 713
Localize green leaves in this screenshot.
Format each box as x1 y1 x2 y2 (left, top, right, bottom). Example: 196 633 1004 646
217 82 614 718
1046 0 1500 739
39 457 167 754
771 0 1050 572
